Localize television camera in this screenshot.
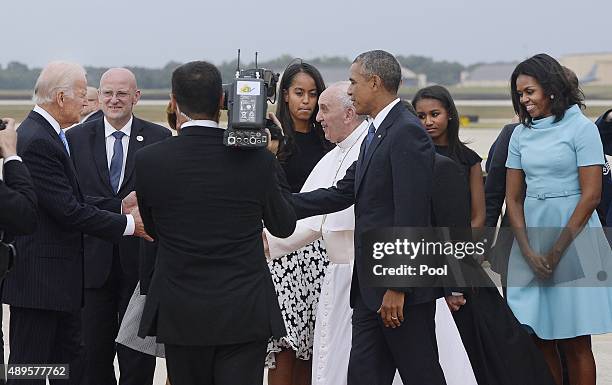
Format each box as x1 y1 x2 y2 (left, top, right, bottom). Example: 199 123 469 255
222 50 283 148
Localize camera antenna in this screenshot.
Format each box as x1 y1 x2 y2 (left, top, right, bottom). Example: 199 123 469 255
235 49 241 78
255 52 261 79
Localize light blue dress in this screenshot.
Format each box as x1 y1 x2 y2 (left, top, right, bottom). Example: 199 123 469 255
506 104 612 340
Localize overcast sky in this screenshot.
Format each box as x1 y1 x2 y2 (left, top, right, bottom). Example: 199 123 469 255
1 0 609 68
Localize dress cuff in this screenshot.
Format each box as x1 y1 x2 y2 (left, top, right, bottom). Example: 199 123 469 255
124 214 135 236
3 155 22 164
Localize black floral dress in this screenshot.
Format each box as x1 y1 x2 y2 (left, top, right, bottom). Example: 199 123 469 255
266 130 331 366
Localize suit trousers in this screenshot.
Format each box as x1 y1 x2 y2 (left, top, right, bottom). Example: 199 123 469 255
0 303 5 384
7 306 84 385
347 294 446 385
81 250 155 385
165 340 267 385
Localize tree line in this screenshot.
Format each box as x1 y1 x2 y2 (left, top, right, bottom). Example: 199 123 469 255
0 55 467 91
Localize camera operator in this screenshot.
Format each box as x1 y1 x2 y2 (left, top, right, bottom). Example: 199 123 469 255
134 60 296 385
0 118 37 235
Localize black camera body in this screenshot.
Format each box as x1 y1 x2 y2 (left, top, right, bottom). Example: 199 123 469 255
222 58 281 148
0 119 6 130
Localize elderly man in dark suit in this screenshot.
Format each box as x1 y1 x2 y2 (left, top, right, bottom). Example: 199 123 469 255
292 50 446 385
134 61 296 385
2 61 149 385
67 68 170 385
79 86 102 123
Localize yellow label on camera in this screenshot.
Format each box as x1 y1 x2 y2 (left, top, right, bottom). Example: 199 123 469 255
237 81 261 96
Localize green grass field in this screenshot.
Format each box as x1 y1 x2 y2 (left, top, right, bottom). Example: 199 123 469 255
0 104 608 128
0 84 609 126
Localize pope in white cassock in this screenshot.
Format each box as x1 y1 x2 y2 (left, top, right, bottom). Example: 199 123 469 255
264 82 477 385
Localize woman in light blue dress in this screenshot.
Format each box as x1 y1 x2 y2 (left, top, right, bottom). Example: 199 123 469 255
505 54 612 385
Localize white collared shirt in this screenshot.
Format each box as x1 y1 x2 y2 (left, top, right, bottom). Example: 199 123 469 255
32 106 134 235
33 105 62 135
3 155 22 164
104 116 132 191
370 98 401 132
180 120 221 129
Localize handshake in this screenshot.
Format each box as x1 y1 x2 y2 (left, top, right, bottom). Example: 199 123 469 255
0 118 17 159
121 191 153 241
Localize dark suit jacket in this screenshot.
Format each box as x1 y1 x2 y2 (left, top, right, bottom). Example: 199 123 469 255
66 117 171 289
292 102 441 311
0 160 37 235
83 109 104 124
595 109 612 226
135 125 296 346
483 123 519 275
2 111 127 312
484 123 519 228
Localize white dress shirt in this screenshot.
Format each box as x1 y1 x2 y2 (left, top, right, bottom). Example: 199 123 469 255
370 97 401 132
104 116 132 191
3 155 22 164
180 119 221 129
34 105 62 135
32 105 134 235
80 109 100 123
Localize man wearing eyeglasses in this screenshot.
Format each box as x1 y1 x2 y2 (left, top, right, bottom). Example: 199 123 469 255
67 68 170 385
3 61 152 385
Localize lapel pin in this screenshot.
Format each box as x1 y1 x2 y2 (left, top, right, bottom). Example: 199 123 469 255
377 134 382 138
136 135 144 142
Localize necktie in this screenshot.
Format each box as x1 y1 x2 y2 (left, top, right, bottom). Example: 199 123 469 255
58 129 70 156
109 131 126 193
363 123 376 155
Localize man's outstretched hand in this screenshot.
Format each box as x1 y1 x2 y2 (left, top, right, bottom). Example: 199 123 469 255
131 205 154 242
122 191 138 213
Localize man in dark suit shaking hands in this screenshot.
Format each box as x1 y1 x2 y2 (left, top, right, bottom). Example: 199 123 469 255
2 61 150 385
67 68 170 385
0 117 37 235
134 61 296 385
292 50 446 385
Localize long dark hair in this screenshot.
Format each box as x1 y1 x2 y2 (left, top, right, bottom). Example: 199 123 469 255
412 85 469 163
510 53 585 126
275 61 330 162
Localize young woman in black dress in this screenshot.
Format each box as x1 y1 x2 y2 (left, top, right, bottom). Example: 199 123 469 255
413 85 485 228
266 61 333 385
411 86 556 385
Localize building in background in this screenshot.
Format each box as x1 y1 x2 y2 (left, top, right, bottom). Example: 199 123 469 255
560 52 612 86
272 64 426 88
458 62 517 87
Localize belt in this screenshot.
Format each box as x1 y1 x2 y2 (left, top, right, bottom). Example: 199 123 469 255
526 189 581 200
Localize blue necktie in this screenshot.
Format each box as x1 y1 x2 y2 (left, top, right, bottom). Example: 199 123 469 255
58 129 70 156
109 131 126 193
363 123 376 155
